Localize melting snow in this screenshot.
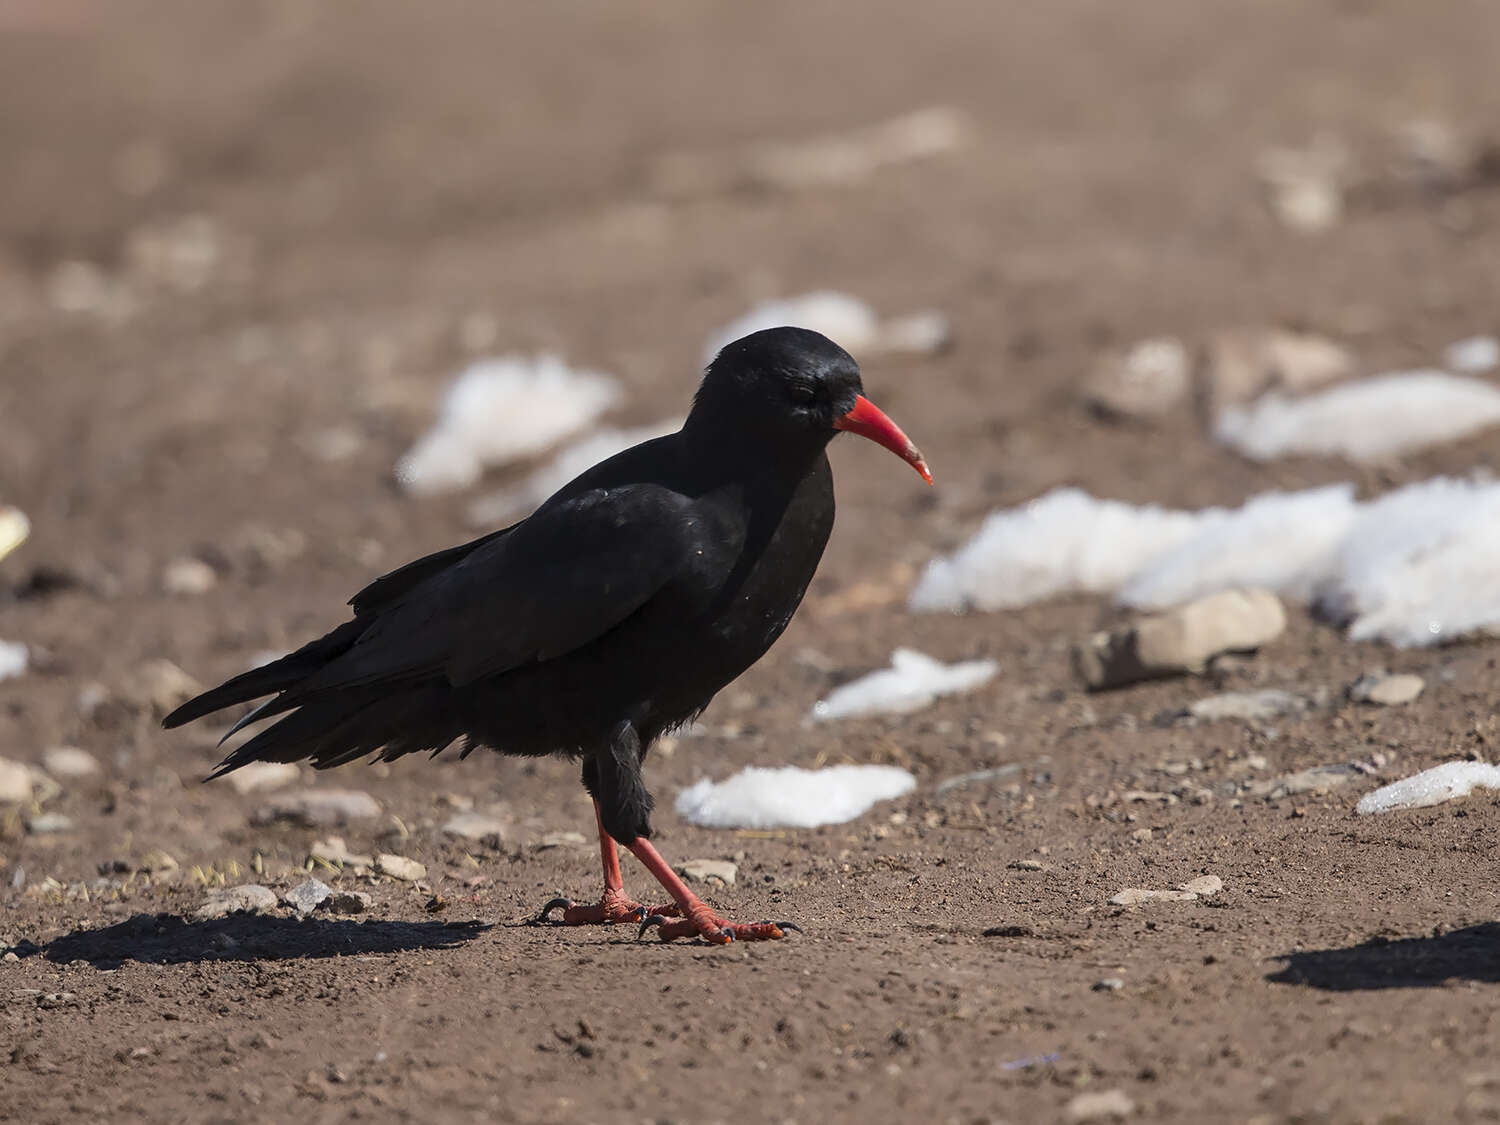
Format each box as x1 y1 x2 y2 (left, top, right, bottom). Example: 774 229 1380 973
466 419 682 525
1215 371 1500 462
0 641 28 681
396 356 622 496
675 764 916 829
705 292 948 366
911 477 1500 647
1444 336 1499 375
810 648 998 721
909 489 1201 613
1355 761 1500 815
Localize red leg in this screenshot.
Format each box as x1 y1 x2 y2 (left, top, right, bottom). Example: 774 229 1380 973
537 802 679 925
626 837 797 944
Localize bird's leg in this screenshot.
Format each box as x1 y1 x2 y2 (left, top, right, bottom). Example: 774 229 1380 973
627 837 798 945
536 800 678 925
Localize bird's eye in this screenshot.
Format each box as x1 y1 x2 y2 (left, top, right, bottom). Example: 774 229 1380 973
787 383 817 406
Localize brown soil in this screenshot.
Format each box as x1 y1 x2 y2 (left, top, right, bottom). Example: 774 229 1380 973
4 3 1500 1122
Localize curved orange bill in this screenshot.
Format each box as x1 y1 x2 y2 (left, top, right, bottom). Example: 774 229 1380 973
833 394 933 484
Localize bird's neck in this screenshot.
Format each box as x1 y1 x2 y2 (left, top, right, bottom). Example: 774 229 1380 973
679 416 833 495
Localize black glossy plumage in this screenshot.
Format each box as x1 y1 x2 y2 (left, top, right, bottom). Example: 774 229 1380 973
164 327 870 843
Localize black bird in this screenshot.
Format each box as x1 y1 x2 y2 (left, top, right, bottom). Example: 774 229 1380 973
164 327 931 943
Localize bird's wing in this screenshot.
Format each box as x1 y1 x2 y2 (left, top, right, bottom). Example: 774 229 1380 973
348 523 517 617
293 485 720 694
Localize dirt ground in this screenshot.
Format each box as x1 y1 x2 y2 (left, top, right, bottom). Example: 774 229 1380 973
4 2 1500 1122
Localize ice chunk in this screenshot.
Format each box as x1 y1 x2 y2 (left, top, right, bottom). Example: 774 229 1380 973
0 641 28 682
1444 336 1499 375
910 488 1201 612
1215 371 1500 462
1355 761 1500 814
466 419 682 525
675 764 916 829
396 356 621 496
810 648 997 721
705 292 948 366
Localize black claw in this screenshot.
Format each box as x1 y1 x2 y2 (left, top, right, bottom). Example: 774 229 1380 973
760 920 803 934
637 913 670 940
536 897 574 923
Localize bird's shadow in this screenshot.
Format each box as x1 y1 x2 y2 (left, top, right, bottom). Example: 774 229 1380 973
1267 923 1500 991
21 911 491 968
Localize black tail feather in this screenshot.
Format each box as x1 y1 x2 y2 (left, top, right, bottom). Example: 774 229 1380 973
162 618 367 729
206 681 459 779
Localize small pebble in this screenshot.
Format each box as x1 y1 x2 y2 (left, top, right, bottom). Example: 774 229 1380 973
325 891 373 915
440 811 507 846
225 761 301 795
1092 978 1125 992
375 854 426 882
42 747 99 779
308 837 374 868
194 883 278 921
253 789 380 827
1349 672 1424 707
677 859 738 887
25 813 73 835
284 878 332 917
161 556 217 596
534 831 587 850
1066 1088 1137 1122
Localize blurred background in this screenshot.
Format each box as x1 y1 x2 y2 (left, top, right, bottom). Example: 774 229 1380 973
4 2 1500 1117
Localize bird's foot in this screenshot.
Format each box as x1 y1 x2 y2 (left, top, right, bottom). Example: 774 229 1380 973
537 888 680 926
637 902 801 945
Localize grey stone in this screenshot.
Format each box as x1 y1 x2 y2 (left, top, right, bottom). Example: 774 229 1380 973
534 831 587 850
194 883 278 921
1248 763 1362 800
677 859 737 887
253 789 380 828
1187 689 1311 723
1084 337 1190 420
1066 1088 1137 1121
440 811 507 846
284 878 332 917
1074 589 1286 690
1178 874 1223 897
374 854 426 882
161 556 217 596
1350 672 1425 706
127 658 202 716
1092 977 1125 992
1109 887 1197 906
42 747 98 780
25 812 73 835
0 758 40 804
226 761 300 795
325 890 373 915
308 837 373 868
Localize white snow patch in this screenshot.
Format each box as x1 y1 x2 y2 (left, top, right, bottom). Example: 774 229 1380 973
810 648 998 721
1355 761 1500 815
705 292 947 365
1215 371 1500 462
1120 485 1357 609
466 418 682 525
911 477 1500 647
396 356 622 496
675 764 916 829
0 641 28 681
1317 477 1500 646
909 489 1201 612
1444 336 1499 374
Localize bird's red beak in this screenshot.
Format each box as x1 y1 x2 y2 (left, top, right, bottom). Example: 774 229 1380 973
833 395 933 485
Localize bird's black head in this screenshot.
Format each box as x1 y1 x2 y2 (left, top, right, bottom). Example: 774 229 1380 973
687 327 932 483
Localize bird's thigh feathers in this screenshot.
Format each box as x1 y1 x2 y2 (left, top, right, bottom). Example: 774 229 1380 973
581 721 655 843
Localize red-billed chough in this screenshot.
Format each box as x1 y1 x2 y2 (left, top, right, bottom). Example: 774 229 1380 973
164 327 931 943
